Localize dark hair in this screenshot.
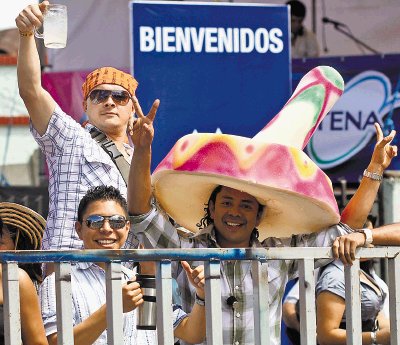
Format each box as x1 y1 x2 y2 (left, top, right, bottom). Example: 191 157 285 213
286 0 306 18
196 185 265 235
77 186 128 222
0 217 42 283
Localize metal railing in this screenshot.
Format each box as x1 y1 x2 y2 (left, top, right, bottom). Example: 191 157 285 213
1 247 400 345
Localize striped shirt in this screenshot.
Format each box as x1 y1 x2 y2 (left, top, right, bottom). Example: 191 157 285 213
31 105 134 250
128 206 353 345
39 262 187 344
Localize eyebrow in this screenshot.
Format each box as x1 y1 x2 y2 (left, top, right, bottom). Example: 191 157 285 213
220 196 257 204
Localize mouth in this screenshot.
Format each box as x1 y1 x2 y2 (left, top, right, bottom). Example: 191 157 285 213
223 220 245 230
95 239 117 246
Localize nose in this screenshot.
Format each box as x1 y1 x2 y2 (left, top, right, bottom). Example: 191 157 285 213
103 94 116 107
228 204 241 217
99 219 113 232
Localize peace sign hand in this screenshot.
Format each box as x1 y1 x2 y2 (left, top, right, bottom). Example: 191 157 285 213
368 122 397 173
129 97 160 148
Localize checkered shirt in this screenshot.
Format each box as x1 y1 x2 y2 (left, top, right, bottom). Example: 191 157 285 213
31 104 134 250
129 206 353 345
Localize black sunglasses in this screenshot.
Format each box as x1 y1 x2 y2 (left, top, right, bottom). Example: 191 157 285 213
85 214 128 230
88 89 131 106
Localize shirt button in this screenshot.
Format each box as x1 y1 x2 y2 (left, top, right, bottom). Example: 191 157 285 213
236 312 241 318
235 285 240 290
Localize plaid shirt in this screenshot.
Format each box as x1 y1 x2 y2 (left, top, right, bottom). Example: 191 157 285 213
31 105 134 250
129 206 353 345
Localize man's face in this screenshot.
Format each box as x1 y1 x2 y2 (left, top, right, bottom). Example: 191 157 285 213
209 186 262 248
84 84 133 137
291 15 304 34
75 199 129 250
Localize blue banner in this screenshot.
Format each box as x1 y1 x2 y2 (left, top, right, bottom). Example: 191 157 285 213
130 1 291 168
293 55 400 182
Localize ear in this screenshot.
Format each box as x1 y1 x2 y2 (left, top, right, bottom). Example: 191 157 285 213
75 221 83 240
209 200 216 220
83 100 87 112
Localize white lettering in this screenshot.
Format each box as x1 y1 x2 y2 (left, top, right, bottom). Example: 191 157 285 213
240 28 254 53
138 26 286 54
205 28 218 53
269 28 284 53
139 26 154 52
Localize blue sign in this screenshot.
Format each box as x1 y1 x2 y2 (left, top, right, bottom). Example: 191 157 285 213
130 1 291 168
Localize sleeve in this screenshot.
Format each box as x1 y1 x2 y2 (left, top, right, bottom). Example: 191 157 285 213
39 274 59 336
283 279 300 304
30 103 87 157
315 263 346 300
127 204 182 249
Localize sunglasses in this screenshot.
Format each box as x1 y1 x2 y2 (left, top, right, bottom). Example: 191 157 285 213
88 89 132 106
85 214 128 230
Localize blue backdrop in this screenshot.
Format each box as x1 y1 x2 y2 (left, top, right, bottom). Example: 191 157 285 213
130 1 291 169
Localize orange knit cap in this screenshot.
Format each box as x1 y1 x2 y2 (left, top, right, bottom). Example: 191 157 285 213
82 67 138 100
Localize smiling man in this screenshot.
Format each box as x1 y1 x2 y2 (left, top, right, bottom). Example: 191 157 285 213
39 186 207 345
15 2 151 257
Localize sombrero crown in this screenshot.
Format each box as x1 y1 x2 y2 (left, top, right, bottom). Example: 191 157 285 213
0 202 45 250
152 66 344 239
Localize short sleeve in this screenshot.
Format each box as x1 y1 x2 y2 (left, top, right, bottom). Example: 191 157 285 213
315 263 346 300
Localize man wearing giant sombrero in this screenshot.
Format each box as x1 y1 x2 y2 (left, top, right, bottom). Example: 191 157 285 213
16 1 149 258
127 66 398 345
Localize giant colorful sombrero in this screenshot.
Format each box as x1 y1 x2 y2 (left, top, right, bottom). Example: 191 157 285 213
0 202 45 249
152 66 344 239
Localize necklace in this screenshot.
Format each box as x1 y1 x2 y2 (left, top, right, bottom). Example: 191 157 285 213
222 260 251 310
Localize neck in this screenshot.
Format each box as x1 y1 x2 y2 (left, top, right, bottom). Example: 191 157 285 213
106 132 129 144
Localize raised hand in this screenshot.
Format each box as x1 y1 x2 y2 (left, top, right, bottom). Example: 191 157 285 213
15 1 49 34
369 122 397 173
181 261 205 299
129 96 160 148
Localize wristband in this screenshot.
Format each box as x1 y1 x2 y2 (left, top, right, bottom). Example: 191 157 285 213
363 169 383 182
19 31 34 37
195 293 205 306
358 227 373 247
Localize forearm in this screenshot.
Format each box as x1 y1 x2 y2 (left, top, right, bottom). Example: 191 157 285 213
17 36 42 99
48 305 107 345
372 222 400 245
318 329 379 345
174 304 206 344
128 145 152 215
341 162 383 229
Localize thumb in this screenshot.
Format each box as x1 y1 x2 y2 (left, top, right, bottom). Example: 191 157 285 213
40 1 50 12
181 261 193 275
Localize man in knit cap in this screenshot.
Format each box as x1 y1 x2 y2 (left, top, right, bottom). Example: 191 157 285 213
15 1 159 261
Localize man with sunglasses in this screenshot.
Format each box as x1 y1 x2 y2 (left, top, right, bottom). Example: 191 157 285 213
39 185 207 345
16 2 161 260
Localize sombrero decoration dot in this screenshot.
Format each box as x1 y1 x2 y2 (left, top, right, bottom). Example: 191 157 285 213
152 66 344 240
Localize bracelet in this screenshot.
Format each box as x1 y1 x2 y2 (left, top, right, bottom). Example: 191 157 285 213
370 330 377 345
363 169 383 182
195 293 205 306
19 31 34 37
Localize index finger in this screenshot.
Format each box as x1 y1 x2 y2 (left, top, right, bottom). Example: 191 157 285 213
374 122 383 143
147 99 160 123
132 96 145 118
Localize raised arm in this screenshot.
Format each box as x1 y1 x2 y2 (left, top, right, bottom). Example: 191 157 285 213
127 96 160 215
341 123 397 228
15 1 56 136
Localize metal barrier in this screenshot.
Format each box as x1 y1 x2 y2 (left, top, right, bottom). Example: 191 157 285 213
1 247 400 345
